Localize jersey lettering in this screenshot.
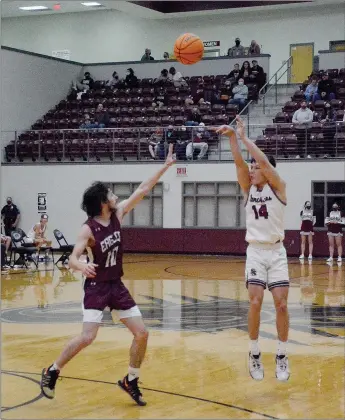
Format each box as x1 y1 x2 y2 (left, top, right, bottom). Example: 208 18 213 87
105 246 119 268
252 204 269 220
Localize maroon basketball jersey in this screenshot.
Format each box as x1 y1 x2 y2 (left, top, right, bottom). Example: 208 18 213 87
85 212 124 282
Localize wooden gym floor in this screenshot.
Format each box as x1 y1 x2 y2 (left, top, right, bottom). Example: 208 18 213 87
1 254 344 419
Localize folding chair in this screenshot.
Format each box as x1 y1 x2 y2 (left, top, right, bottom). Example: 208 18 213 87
53 229 74 265
10 229 38 269
19 227 54 264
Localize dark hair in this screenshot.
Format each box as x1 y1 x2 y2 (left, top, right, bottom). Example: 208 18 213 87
304 201 311 208
241 61 250 70
251 156 276 168
169 67 176 74
161 69 168 76
127 68 134 75
112 71 118 78
82 182 109 217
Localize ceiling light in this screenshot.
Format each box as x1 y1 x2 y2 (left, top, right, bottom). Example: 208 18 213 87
19 5 49 11
81 2 102 6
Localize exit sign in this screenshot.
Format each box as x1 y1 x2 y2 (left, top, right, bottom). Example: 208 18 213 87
176 166 187 177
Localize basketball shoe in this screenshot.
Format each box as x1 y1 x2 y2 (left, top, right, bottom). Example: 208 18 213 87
248 352 264 380
118 375 147 406
275 354 290 381
40 366 60 399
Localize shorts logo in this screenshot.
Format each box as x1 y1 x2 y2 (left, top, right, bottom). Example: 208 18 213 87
250 269 257 277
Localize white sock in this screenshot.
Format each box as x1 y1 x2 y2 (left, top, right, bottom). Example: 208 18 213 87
128 366 140 381
250 339 260 356
277 340 287 356
49 362 60 371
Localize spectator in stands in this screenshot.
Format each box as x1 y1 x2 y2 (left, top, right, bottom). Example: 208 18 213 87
227 63 241 83
186 129 209 160
292 101 313 125
1 197 20 237
240 61 252 82
169 66 187 87
228 78 248 111
148 128 163 160
292 101 313 158
154 69 170 86
80 72 94 90
198 122 211 141
185 97 194 107
125 68 139 88
320 102 337 123
250 60 265 90
141 48 154 61
95 104 110 128
248 40 261 55
314 73 336 101
153 87 167 107
304 77 318 103
186 106 202 124
227 38 245 57
107 71 120 88
163 52 170 60
80 114 98 129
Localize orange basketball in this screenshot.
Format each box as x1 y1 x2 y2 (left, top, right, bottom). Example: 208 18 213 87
174 33 204 65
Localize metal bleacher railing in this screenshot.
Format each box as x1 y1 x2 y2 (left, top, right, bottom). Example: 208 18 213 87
2 121 345 164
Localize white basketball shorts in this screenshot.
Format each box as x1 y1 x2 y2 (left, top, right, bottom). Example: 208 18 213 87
245 243 289 291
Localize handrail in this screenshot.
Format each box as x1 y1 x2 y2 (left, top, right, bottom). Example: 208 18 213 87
229 55 293 128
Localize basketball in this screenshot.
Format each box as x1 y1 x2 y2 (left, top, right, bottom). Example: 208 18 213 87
174 33 204 65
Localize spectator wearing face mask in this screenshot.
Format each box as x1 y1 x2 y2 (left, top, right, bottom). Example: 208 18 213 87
228 79 248 111
141 48 154 61
299 201 316 261
186 128 209 160
154 69 170 86
304 78 318 103
227 38 245 57
95 104 110 128
163 52 170 60
1 197 20 237
125 68 139 88
81 72 94 90
248 40 261 55
325 203 344 264
107 71 120 88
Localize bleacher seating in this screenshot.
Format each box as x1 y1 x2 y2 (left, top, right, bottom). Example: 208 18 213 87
259 68 345 158
5 73 263 162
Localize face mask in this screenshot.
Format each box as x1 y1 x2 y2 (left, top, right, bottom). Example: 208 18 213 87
239 82 244 86
7 200 12 205
301 105 307 109
333 206 339 211
306 205 311 210
235 41 240 46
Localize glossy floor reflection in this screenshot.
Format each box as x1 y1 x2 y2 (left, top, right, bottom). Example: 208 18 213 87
1 255 344 419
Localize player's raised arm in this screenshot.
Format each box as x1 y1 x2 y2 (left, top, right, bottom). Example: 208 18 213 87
216 125 250 194
116 143 176 220
69 224 98 277
235 116 285 194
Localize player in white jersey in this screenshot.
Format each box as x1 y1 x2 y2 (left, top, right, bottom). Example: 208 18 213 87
299 201 315 261
217 116 290 382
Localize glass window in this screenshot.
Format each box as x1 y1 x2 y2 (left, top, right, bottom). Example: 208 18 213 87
327 182 345 195
184 183 195 195
218 197 237 227
183 197 194 227
313 182 325 194
312 182 345 228
218 183 237 195
197 183 215 195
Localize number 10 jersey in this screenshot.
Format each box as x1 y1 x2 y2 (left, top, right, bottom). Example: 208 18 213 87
245 183 286 245
85 211 124 282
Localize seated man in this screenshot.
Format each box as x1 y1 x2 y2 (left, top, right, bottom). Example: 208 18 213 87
250 60 265 90
26 214 52 258
228 79 248 111
186 131 209 160
313 73 336 102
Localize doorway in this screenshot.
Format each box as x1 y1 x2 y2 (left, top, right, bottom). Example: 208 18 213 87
289 43 314 83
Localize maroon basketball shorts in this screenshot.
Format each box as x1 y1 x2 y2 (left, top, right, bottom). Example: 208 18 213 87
82 280 141 323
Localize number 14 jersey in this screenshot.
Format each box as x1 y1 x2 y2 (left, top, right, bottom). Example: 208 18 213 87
245 183 286 245
85 211 124 282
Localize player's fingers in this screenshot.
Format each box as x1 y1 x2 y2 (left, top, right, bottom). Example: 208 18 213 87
168 143 173 155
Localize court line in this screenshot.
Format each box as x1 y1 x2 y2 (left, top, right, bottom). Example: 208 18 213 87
1 369 279 419
1 371 44 412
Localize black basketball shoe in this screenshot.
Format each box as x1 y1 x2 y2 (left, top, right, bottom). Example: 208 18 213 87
40 366 60 399
118 375 147 406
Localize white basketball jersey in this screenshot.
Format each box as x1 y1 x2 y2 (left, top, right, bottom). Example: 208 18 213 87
301 209 314 221
245 184 286 244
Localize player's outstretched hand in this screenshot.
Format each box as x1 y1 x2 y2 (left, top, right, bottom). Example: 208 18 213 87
235 115 246 138
215 125 236 137
82 262 98 278
165 143 177 167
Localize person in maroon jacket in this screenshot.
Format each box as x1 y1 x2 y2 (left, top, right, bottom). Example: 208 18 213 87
41 145 176 406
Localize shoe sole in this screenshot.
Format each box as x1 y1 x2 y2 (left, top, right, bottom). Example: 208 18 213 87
117 380 147 406
275 373 290 382
40 368 55 399
249 371 264 381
